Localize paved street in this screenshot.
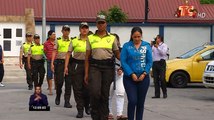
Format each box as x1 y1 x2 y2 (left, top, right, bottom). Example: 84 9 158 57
0 65 214 120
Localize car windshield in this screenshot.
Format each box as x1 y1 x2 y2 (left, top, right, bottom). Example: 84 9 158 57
177 46 205 59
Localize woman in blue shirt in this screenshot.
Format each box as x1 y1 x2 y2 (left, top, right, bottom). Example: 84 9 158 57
121 27 152 120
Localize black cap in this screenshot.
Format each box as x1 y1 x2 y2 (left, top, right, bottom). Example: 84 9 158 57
96 15 106 22
79 22 89 29
26 32 33 37
62 25 70 31
34 34 40 39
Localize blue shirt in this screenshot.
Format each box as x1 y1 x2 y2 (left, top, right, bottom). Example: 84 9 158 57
29 93 48 106
121 40 153 77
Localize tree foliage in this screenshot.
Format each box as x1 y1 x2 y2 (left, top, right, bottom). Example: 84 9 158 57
200 0 214 4
98 5 128 23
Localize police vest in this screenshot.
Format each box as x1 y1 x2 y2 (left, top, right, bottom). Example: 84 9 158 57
23 42 32 54
71 37 86 52
31 44 44 55
88 34 115 49
57 37 71 53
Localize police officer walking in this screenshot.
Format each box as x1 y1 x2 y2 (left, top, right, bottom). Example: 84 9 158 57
64 22 91 118
84 15 120 120
27 34 45 87
51 25 72 108
19 33 33 90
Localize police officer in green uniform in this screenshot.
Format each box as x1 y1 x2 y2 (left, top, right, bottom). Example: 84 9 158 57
51 25 72 108
27 34 45 87
84 15 120 120
19 32 33 90
64 22 91 118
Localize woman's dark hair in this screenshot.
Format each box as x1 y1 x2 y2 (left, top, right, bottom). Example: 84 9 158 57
46 30 55 41
156 35 164 42
111 33 122 51
48 30 55 37
130 27 142 41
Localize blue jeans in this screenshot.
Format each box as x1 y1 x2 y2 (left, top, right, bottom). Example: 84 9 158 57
123 75 150 120
47 60 54 80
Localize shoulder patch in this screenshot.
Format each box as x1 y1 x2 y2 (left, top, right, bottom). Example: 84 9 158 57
31 45 34 47
57 37 61 40
23 43 26 45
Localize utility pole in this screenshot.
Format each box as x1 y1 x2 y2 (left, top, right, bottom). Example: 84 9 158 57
42 0 46 43
145 0 149 23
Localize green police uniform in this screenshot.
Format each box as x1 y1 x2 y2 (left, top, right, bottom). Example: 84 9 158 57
87 31 119 120
20 42 33 89
68 36 90 116
28 44 45 87
54 37 72 108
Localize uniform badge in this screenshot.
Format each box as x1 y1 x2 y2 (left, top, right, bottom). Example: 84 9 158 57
106 39 111 43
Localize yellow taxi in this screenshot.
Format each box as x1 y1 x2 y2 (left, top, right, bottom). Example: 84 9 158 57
166 43 214 88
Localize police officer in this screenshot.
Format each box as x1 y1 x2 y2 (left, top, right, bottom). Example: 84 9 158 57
19 32 33 90
27 34 45 87
51 25 72 108
64 22 91 118
84 15 120 120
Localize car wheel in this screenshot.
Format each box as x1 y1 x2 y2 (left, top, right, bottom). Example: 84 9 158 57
170 71 188 88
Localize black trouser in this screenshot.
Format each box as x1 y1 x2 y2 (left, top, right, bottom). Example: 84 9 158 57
31 60 45 87
89 63 114 120
0 64 4 83
54 59 72 103
152 60 167 97
71 59 90 113
23 57 33 88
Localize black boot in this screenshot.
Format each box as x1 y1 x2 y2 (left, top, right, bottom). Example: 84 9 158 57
85 106 91 115
76 111 83 118
163 93 167 98
64 102 72 108
55 96 60 105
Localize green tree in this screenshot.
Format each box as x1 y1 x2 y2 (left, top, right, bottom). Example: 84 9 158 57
200 0 214 4
98 5 128 23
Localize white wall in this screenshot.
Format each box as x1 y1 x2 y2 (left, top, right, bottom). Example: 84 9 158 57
35 25 50 43
0 23 25 56
111 26 159 46
164 26 210 59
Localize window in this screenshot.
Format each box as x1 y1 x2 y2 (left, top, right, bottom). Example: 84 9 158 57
3 40 11 51
3 29 12 38
178 46 205 59
201 49 214 60
16 29 22 37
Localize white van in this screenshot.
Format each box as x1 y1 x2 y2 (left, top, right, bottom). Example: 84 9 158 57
203 61 214 88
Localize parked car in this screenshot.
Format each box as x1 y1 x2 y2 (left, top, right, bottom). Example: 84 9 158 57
203 61 214 88
166 43 214 88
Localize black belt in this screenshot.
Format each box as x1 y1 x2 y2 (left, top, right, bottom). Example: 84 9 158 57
55 59 65 64
153 59 166 65
71 58 84 64
90 58 114 66
31 59 44 63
